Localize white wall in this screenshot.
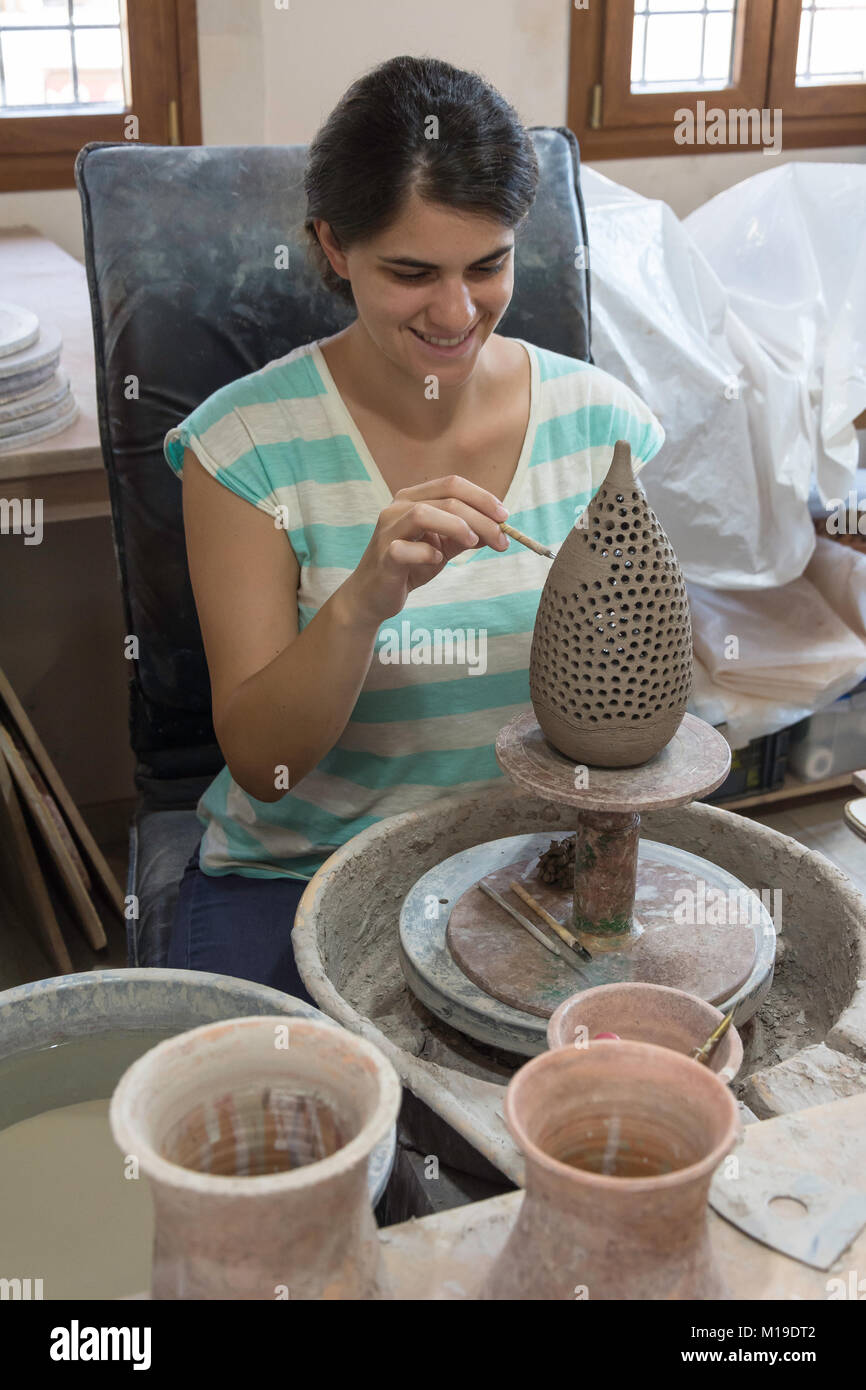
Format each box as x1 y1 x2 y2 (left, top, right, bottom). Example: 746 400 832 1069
2 0 862 259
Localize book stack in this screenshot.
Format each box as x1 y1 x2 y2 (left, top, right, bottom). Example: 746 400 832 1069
0 300 78 455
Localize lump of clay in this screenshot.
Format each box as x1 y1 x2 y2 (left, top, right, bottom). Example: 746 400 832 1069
529 439 692 767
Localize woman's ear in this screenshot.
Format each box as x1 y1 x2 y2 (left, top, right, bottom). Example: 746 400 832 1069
314 219 350 281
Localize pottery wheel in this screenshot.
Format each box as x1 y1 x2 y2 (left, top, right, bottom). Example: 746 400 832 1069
399 834 776 1056
445 844 757 1019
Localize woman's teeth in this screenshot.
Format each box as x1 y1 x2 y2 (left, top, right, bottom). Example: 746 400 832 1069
414 327 473 346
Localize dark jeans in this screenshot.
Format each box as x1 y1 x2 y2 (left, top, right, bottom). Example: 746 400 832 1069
167 846 317 1005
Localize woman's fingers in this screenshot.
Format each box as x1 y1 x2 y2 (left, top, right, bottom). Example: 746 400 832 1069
394 474 510 551
395 473 509 521
389 498 508 554
386 537 445 569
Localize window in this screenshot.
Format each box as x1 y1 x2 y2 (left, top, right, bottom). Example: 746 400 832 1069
0 0 201 192
631 1 739 93
568 0 866 158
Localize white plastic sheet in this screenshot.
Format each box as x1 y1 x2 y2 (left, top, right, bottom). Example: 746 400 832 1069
580 162 866 744
687 162 866 510
687 540 866 745
581 162 866 590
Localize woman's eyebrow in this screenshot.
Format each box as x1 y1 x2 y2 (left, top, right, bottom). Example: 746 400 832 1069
377 243 514 269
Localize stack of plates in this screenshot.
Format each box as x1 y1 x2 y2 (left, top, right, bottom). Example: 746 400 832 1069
0 302 78 455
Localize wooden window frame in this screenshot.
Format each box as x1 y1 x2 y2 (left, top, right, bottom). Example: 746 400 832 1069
569 0 866 160
0 0 202 193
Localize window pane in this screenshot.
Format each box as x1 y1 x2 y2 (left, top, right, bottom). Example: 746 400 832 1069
647 0 706 10
2 27 73 105
0 0 70 26
796 1 866 84
796 9 813 73
71 0 120 23
703 12 734 80
72 24 123 102
0 0 126 109
632 1 738 90
644 14 703 83
632 15 647 83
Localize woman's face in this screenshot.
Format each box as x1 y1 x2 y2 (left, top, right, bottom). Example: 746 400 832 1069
316 189 516 384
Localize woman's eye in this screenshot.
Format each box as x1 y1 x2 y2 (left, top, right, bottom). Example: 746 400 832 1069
391 259 508 283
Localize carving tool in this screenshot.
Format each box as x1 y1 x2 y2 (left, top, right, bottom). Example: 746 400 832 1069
498 521 555 559
691 1007 735 1066
478 880 588 977
509 880 593 962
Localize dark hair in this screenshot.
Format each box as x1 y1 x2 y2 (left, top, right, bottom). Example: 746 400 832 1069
303 55 539 304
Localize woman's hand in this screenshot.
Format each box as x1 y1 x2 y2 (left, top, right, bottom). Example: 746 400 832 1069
340 475 511 628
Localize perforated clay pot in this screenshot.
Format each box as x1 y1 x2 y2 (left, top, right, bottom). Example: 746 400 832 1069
530 439 692 767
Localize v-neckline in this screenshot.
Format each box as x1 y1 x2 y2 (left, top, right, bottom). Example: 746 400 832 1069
311 337 539 567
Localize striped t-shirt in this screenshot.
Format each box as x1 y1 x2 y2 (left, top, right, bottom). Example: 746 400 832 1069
164 337 664 879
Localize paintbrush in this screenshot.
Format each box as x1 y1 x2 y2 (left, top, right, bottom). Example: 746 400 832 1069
499 521 556 560
478 880 588 978
691 1008 735 1067
509 881 593 962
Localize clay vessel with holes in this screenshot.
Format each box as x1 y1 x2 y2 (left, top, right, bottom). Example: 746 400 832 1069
480 1040 739 1301
529 439 692 767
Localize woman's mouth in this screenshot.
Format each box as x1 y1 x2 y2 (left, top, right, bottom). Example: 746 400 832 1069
408 322 479 357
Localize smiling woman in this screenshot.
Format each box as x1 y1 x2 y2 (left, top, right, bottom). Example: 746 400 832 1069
160 54 664 997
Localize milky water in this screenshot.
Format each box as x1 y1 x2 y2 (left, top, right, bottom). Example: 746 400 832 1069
0 1030 174 1300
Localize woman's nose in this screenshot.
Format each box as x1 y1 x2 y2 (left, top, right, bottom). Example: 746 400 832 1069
426 278 476 333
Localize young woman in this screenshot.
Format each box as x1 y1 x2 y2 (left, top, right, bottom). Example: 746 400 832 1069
163 54 664 1001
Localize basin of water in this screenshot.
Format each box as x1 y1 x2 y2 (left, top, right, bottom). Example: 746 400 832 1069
0 968 396 1299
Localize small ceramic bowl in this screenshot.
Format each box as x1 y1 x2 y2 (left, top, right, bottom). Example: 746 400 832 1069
546 981 743 1083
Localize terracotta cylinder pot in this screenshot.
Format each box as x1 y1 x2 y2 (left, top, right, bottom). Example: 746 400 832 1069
109 1016 401 1300
481 1040 739 1300
546 982 743 1083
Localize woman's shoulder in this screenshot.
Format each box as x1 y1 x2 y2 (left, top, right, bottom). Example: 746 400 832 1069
163 340 330 500
190 339 326 427
522 339 632 397
520 339 664 463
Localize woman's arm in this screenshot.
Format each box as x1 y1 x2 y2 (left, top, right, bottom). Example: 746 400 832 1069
182 449 508 803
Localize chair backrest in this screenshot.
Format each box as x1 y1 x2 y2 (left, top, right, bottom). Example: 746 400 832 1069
75 128 592 785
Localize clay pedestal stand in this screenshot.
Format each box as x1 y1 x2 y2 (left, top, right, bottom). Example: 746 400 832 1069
495 709 731 956
469 709 762 1004
399 710 776 1056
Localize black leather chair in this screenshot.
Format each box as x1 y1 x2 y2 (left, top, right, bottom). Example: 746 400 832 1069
74 128 593 968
